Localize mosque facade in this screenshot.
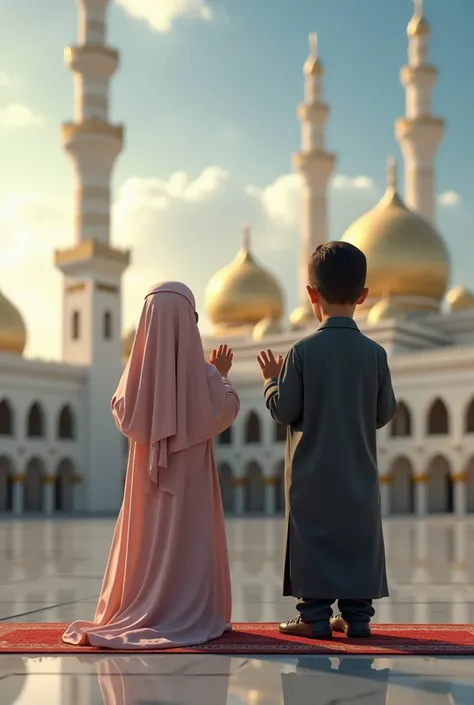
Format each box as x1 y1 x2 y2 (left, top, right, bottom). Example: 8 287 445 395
1 0 474 518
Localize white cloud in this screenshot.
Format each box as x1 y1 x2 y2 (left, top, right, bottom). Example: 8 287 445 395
116 0 213 32
0 103 44 129
332 175 375 191
246 173 301 227
438 191 460 207
0 71 11 88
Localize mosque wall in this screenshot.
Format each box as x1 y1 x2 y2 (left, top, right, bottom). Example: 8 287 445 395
0 355 87 515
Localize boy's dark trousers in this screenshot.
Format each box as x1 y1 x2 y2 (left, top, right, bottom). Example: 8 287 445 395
297 598 374 624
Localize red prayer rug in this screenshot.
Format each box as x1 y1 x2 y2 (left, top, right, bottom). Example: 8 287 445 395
1 623 474 655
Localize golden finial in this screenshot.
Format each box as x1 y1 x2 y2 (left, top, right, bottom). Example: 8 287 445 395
241 223 251 251
309 32 318 60
413 0 423 16
387 156 398 190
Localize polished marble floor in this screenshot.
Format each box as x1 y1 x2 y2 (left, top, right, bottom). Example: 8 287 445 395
1 517 474 704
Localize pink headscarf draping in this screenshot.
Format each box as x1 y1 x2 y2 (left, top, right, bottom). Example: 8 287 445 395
111 281 229 488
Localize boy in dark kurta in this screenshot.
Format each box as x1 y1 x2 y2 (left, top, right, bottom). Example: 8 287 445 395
257 241 396 640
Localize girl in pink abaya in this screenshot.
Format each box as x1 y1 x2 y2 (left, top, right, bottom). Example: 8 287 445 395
62 281 240 650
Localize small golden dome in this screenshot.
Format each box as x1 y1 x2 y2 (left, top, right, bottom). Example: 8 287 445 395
205 226 284 331
252 316 283 341
367 298 407 326
0 290 26 355
122 326 136 360
446 283 474 312
408 0 430 37
289 299 314 329
408 15 430 37
342 158 449 309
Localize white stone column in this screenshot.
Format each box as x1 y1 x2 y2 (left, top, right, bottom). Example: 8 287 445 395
379 475 391 517
264 477 277 516
453 473 466 516
233 478 246 517
414 475 428 516
43 476 55 516
12 475 24 516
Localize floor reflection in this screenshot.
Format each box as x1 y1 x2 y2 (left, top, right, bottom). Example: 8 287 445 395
1 517 474 705
1 518 474 624
2 653 474 705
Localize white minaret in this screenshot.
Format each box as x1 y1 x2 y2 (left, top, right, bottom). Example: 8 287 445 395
290 33 336 328
55 0 130 513
395 0 444 224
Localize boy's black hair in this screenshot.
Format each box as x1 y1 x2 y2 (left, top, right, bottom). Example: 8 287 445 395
308 241 367 304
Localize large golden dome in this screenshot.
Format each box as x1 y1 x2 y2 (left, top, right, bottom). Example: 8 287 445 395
0 290 26 355
342 159 450 312
205 226 284 332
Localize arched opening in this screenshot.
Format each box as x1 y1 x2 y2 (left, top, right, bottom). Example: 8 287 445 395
274 422 286 443
57 405 74 440
0 455 14 512
218 462 234 514
26 402 45 438
390 401 412 437
218 426 232 445
465 399 474 434
103 311 112 340
245 461 264 514
72 310 80 340
274 460 285 514
390 456 414 515
24 457 45 513
55 458 75 513
427 455 453 514
465 458 474 513
245 412 261 444
0 399 14 436
426 398 449 435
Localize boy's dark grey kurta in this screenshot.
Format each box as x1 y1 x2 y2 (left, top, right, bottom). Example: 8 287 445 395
264 317 396 600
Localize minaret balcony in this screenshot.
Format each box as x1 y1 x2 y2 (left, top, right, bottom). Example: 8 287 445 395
293 149 336 182
65 45 119 78
401 64 437 89
55 239 130 278
298 102 329 125
61 118 124 151
396 116 445 146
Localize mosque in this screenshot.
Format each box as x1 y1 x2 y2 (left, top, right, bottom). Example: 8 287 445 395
1 0 474 518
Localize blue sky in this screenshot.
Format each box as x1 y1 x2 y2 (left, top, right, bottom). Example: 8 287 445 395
0 0 472 359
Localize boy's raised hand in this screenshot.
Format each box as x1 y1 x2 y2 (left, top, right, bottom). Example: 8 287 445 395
257 349 284 380
210 344 233 377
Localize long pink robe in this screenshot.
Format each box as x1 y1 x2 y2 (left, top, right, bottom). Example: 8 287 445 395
62 282 239 649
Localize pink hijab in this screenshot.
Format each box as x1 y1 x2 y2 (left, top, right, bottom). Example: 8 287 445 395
112 282 229 487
